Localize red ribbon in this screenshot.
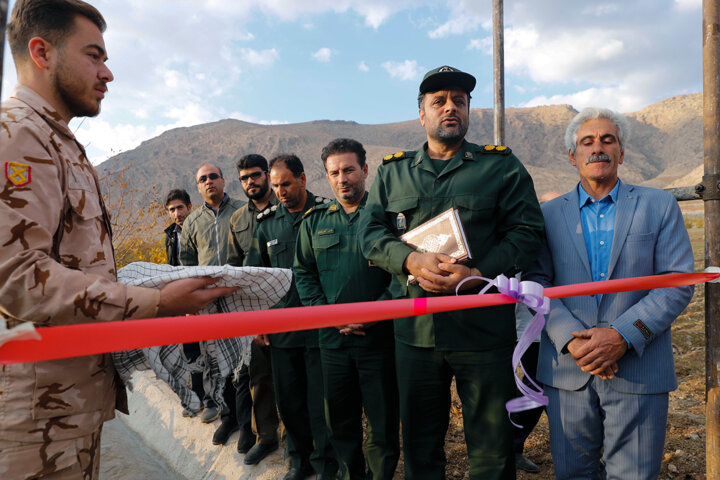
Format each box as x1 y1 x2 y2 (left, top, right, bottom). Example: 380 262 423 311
0 272 715 365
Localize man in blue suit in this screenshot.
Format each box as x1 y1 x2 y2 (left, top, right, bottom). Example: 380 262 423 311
529 107 694 479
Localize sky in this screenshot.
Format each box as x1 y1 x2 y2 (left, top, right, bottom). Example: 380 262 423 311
1 0 703 164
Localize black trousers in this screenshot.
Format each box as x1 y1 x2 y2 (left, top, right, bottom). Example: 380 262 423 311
395 342 515 480
271 346 337 476
511 342 545 453
221 369 253 435
321 346 399 480
248 342 280 444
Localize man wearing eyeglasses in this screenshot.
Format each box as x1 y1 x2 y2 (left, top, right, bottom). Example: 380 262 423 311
179 164 255 453
227 154 281 466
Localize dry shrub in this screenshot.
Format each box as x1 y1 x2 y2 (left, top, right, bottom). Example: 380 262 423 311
99 160 168 268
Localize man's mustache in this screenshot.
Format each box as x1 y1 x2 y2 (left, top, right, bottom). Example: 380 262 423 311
587 154 611 163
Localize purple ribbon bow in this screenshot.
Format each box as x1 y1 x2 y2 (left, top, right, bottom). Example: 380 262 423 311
456 274 549 427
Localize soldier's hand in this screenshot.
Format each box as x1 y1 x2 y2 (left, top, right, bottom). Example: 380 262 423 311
404 252 455 280
338 323 369 336
254 334 270 346
416 262 482 294
158 277 238 316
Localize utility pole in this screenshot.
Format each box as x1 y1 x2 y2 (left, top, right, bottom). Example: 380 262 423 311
703 0 720 476
0 0 8 104
492 0 505 146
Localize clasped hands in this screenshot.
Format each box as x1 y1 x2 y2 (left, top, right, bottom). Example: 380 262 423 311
567 327 628 380
403 251 482 293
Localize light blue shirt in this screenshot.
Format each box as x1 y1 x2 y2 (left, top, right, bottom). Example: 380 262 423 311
578 180 631 348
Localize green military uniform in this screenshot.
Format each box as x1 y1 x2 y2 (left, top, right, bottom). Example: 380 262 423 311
227 191 281 447
228 191 279 266
358 141 544 480
245 192 337 477
180 195 246 266
294 193 400 480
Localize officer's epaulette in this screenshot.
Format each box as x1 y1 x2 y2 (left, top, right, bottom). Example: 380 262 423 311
382 151 414 164
479 145 512 155
256 204 278 223
303 197 331 218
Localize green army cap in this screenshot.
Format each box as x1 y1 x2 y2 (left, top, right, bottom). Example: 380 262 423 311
419 65 476 95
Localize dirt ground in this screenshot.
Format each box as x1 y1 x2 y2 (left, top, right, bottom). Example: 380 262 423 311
396 226 708 479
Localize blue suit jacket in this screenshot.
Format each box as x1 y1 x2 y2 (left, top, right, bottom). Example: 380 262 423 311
529 181 694 394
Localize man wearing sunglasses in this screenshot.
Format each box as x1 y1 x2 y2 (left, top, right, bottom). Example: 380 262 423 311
227 154 281 465
179 164 255 453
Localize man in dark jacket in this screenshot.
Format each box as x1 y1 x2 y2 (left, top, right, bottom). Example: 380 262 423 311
165 189 192 266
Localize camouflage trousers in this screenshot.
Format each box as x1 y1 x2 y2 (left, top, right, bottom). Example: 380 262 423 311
0 426 102 480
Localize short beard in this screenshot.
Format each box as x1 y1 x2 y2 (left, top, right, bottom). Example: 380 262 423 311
282 195 301 210
53 53 101 118
434 116 468 145
337 182 364 205
245 182 269 201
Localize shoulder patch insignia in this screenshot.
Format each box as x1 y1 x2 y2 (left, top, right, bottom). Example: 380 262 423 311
5 162 31 187
303 207 315 219
328 204 339 212
383 151 411 164
481 145 511 155
257 205 278 222
464 151 473 159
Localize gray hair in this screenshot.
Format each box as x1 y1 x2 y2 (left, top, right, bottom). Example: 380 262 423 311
564 107 630 154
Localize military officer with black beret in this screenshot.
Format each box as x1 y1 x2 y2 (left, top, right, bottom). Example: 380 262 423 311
294 138 400 480
245 154 337 480
358 66 545 479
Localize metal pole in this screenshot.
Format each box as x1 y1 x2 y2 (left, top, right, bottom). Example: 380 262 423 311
0 0 8 103
492 0 505 146
703 0 720 476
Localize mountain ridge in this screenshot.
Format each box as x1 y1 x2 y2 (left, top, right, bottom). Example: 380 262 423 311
99 93 702 209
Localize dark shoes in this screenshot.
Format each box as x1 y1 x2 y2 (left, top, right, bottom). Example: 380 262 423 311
515 453 540 473
283 468 312 480
212 420 240 445
243 441 279 465
200 405 220 423
237 428 256 454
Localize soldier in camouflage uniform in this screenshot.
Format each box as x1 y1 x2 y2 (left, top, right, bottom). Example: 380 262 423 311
0 2 235 479
294 139 400 480
245 154 337 480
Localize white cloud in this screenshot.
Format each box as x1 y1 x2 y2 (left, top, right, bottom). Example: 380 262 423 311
382 60 422 81
239 48 280 68
358 61 370 72
492 27 625 83
467 38 489 51
580 4 621 15
428 14 483 39
313 48 333 63
519 80 652 113
674 0 701 10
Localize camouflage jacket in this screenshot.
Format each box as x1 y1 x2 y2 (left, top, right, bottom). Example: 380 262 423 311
0 86 160 458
